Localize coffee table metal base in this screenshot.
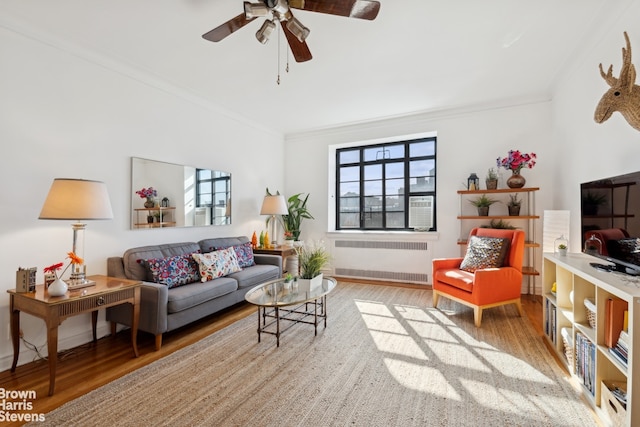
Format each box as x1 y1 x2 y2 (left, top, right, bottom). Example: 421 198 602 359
256 297 327 347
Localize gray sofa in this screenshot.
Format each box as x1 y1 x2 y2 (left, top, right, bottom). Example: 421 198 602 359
106 236 281 350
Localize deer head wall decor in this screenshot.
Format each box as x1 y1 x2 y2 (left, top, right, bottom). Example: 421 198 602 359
594 31 640 131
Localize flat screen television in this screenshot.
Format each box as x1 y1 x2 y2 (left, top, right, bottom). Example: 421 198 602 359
581 170 640 276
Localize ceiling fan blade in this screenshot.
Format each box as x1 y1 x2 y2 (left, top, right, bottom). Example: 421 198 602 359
202 13 257 42
282 24 312 63
289 0 380 20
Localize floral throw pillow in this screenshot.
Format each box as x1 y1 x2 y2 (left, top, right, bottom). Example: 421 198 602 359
214 242 255 268
144 253 201 289
192 247 242 282
460 236 510 273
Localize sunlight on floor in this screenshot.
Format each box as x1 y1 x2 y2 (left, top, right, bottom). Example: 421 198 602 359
355 298 558 398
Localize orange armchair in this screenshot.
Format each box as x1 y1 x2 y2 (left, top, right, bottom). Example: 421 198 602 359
432 227 525 327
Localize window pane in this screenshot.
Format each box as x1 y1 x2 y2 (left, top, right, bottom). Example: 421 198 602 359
340 182 360 196
364 180 382 196
364 164 381 180
386 195 404 211
410 140 435 157
340 166 359 182
198 169 212 179
386 212 405 228
364 212 382 228
385 162 404 179
339 213 360 228
409 159 434 177
339 196 360 212
387 145 404 159
408 196 434 229
200 194 212 205
364 147 386 162
409 177 434 192
339 150 359 164
385 178 404 195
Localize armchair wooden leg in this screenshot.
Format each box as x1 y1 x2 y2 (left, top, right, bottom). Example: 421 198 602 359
155 334 163 351
474 307 483 327
433 291 440 308
514 299 524 317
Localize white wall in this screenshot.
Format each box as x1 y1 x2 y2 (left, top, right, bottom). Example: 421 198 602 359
551 0 640 250
0 26 284 370
285 100 554 288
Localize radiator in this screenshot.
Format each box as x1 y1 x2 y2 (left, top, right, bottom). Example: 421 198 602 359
330 239 430 285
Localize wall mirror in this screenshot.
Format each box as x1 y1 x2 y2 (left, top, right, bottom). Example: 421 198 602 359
131 157 231 229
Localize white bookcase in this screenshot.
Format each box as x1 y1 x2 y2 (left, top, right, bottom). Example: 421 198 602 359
543 252 640 426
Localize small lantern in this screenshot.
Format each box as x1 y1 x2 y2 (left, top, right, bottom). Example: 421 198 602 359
584 234 603 256
554 235 568 256
467 173 479 191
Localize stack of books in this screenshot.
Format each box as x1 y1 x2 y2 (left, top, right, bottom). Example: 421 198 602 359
609 330 629 369
575 332 596 395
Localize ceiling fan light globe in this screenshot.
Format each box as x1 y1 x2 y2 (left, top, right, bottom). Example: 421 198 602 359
256 19 276 44
286 17 310 42
244 2 269 19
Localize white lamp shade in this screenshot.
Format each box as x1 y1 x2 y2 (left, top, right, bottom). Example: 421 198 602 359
39 178 114 220
260 195 288 215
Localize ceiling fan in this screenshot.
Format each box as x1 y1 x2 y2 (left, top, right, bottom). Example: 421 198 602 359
202 0 381 63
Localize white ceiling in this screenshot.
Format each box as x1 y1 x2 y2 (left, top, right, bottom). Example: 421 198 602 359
0 0 617 135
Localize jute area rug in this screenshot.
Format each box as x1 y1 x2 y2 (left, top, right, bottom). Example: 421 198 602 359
32 282 596 427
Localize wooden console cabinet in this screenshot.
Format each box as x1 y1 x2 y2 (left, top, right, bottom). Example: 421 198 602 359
543 252 640 426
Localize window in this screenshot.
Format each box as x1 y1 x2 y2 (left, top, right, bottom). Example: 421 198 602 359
196 169 231 225
336 137 436 231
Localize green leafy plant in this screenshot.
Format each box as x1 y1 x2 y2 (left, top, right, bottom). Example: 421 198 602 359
508 194 522 207
582 191 607 206
297 242 331 279
469 194 498 208
482 219 516 229
486 167 498 180
266 188 314 241
557 244 567 250
284 273 294 282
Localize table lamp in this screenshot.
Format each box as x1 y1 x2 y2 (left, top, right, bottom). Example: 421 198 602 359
39 178 114 286
260 194 288 246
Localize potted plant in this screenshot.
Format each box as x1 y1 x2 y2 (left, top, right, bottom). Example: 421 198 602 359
296 242 330 292
507 194 522 216
266 188 314 242
557 243 568 256
482 219 516 229
486 168 498 190
582 190 607 216
469 194 497 216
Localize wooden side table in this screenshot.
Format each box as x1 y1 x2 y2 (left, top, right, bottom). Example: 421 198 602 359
253 245 298 273
8 275 141 395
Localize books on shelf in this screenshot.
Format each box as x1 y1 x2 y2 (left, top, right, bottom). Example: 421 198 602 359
609 330 629 368
575 332 596 395
605 297 628 348
545 298 557 344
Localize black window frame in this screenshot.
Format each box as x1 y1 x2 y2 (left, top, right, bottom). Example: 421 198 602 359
335 136 437 231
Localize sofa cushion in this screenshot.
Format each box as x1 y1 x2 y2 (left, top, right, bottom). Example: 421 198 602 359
460 236 510 273
434 269 475 292
123 242 202 282
228 264 281 288
167 277 238 313
229 242 256 268
143 253 201 289
192 248 242 281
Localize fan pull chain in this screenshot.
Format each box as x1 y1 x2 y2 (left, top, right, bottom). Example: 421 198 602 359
276 22 281 85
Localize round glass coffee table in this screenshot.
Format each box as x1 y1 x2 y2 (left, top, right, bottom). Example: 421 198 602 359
245 277 337 347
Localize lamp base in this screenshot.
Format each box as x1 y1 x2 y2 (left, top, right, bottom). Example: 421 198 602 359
67 278 96 291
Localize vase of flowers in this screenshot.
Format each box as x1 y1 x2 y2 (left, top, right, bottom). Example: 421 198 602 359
136 187 158 208
43 252 83 296
496 150 537 188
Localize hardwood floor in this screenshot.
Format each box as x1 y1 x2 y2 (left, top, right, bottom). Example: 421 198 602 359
0 282 544 426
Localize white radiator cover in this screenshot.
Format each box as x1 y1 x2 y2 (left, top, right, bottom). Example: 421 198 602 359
327 235 431 285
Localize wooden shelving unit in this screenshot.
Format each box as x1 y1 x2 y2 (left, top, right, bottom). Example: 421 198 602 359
457 187 540 292
543 252 640 426
133 207 176 229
